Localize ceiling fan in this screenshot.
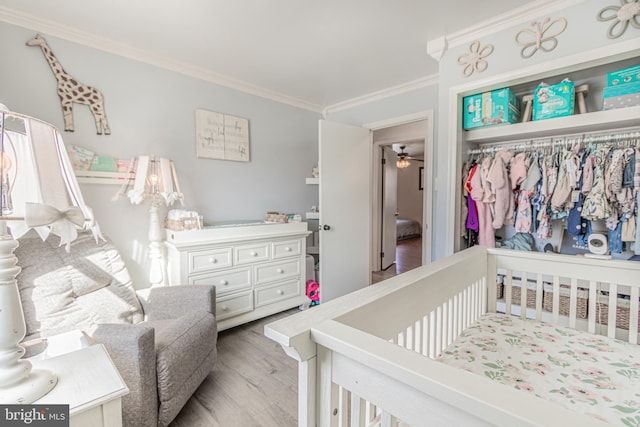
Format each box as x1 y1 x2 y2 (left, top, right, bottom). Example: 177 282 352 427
396 145 423 169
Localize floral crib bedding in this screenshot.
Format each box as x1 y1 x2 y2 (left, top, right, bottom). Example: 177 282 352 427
436 313 640 426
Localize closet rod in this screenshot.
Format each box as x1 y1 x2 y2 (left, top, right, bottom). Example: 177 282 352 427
467 126 640 155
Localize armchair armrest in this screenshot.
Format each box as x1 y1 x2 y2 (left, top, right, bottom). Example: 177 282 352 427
88 323 157 427
136 285 216 321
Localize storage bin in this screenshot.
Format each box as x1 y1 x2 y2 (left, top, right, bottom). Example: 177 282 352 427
542 283 588 319
595 295 640 332
463 88 521 130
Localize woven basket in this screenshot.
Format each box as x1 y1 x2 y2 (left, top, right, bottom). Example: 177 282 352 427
265 212 290 223
510 280 539 308
165 217 200 231
542 284 589 319
595 295 640 331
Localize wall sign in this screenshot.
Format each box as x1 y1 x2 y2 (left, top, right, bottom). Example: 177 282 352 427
195 109 250 162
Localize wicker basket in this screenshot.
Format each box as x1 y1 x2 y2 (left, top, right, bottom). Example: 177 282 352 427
165 217 200 231
595 295 640 331
542 284 589 319
265 212 290 223
510 279 540 308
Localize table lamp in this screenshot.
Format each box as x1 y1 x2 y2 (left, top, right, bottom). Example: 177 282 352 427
0 108 100 404
117 155 183 286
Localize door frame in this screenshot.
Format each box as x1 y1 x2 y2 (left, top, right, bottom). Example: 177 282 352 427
366 110 434 269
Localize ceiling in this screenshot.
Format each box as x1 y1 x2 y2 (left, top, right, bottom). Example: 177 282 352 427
1 0 535 111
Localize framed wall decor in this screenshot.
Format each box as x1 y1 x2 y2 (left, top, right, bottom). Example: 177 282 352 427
195 109 250 162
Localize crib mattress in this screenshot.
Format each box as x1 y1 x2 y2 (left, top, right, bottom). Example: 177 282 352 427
437 313 640 426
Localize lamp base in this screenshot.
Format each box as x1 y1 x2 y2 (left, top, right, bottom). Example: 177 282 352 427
0 367 57 403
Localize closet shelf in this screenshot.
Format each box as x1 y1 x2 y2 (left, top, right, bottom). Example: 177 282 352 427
465 106 640 144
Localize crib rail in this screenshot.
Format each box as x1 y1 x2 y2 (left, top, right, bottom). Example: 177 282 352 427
265 247 640 427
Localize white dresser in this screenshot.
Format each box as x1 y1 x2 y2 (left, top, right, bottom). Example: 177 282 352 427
165 222 310 330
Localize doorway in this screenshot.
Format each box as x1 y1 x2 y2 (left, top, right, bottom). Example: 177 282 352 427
367 112 433 282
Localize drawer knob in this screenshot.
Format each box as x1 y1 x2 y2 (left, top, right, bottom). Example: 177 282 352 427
277 290 284 295
220 280 229 286
209 257 217 264
285 247 292 252
276 268 284 274
251 251 258 257
221 306 229 311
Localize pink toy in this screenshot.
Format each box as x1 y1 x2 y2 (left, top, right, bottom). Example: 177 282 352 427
306 280 320 306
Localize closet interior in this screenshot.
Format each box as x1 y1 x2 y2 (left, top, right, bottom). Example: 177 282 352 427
458 56 640 260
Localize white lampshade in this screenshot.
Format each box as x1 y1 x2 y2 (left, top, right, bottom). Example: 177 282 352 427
0 110 100 247
126 155 183 207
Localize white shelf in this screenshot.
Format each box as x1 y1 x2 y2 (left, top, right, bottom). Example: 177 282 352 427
305 177 319 185
306 212 320 220
465 106 640 144
75 170 131 185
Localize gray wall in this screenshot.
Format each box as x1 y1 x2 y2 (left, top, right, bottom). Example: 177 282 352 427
1 22 320 288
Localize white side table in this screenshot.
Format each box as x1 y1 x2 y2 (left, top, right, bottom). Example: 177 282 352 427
32 344 128 427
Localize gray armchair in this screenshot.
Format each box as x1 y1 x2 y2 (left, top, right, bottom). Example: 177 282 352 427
16 232 217 427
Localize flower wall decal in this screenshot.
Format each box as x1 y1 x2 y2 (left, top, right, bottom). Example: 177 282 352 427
597 0 640 39
457 40 494 78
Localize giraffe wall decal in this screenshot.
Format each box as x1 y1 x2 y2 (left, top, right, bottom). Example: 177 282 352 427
26 34 111 135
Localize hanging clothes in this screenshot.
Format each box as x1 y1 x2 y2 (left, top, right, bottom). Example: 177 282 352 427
468 162 495 247
487 149 515 229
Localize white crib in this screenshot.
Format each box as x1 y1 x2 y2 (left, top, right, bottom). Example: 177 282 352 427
264 246 640 427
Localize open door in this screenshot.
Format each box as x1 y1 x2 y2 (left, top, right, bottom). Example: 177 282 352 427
319 120 371 303
381 146 397 270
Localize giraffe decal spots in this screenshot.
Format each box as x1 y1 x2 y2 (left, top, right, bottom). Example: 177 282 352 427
26 34 111 135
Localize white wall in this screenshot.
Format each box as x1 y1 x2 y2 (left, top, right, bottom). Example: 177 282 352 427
1 22 321 288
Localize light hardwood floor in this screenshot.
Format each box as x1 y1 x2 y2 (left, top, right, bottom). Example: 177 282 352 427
372 236 422 283
169 309 299 427
170 239 421 426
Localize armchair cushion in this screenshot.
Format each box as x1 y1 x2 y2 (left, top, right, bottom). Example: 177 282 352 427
17 233 143 340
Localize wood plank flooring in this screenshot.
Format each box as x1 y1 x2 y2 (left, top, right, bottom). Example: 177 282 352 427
169 310 299 427
372 237 422 283
171 239 421 426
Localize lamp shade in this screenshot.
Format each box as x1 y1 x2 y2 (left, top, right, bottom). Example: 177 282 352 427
0 110 99 247
125 155 183 207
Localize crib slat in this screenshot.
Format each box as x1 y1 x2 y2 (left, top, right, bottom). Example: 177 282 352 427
535 273 543 321
505 271 513 316
608 284 618 338
318 346 339 427
630 287 639 345
569 278 578 329
552 276 560 324
520 271 528 319
348 391 365 427
588 280 597 334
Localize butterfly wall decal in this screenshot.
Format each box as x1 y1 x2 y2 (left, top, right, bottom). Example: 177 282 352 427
515 17 568 59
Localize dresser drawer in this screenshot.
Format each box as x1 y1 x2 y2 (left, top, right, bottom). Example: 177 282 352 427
255 259 301 285
235 243 270 265
217 291 253 321
254 280 301 308
272 239 302 259
190 268 251 294
189 248 233 274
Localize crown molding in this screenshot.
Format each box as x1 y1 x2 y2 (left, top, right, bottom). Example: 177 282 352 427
323 74 439 117
0 6 324 113
426 0 586 61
